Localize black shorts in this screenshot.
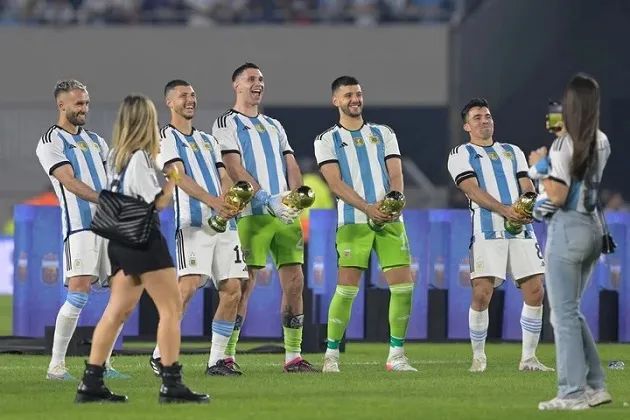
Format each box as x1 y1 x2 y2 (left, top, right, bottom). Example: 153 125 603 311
108 229 174 277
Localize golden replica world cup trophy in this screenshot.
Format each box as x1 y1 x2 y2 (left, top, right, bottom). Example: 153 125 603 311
282 186 316 211
207 180 254 233
504 191 537 235
367 190 406 232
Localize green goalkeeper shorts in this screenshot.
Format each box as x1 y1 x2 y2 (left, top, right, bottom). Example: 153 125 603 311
236 215 304 269
336 222 411 270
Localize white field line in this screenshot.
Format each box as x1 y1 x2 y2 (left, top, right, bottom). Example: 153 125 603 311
0 359 469 370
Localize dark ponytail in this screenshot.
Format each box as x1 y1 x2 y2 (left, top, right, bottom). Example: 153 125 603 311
562 73 600 180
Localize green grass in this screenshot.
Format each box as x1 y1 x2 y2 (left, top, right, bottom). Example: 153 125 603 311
1 296 629 417
0 343 629 419
0 294 12 336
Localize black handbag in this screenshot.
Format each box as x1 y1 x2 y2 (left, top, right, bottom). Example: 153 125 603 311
594 188 616 254
597 203 616 254
586 155 615 254
90 164 158 247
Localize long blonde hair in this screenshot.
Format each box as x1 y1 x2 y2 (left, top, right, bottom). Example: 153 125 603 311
111 94 160 173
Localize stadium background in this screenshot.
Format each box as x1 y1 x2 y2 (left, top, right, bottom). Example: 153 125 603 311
0 0 629 350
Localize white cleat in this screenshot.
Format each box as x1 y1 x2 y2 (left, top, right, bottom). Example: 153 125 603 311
386 355 418 372
538 396 590 411
322 355 340 373
585 388 612 407
46 362 75 380
469 356 487 372
519 357 555 372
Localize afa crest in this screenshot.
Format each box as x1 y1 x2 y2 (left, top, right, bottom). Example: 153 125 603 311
203 141 213 152
41 253 59 285
433 256 445 287
189 252 197 267
353 137 364 147
189 142 199 152
369 135 380 144
503 151 514 160
17 251 28 283
92 142 101 152
76 141 89 152
487 152 499 160
255 124 266 133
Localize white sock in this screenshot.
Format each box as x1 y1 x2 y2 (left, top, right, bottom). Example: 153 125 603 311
388 346 404 359
152 345 161 360
105 324 124 368
49 301 82 368
325 348 340 359
469 307 488 359
285 352 301 364
208 333 230 367
520 303 543 361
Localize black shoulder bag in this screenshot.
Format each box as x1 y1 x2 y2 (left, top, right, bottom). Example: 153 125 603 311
597 201 616 254
90 162 158 247
588 153 616 254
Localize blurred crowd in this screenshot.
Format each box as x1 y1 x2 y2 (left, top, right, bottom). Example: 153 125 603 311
0 0 458 26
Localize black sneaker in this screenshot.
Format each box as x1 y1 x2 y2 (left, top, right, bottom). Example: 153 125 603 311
149 356 163 377
205 359 243 376
75 362 128 403
159 362 210 404
283 358 321 373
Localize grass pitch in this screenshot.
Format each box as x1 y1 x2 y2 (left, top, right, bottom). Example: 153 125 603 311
0 342 629 419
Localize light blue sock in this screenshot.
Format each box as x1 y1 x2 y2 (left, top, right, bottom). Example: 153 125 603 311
209 319 235 366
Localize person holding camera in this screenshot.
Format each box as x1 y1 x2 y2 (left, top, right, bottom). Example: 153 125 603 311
531 74 613 411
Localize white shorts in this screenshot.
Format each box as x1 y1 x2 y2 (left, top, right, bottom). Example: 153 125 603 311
469 237 545 287
175 226 248 288
63 230 111 286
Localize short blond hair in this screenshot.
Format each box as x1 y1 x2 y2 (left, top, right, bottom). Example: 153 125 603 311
54 79 87 98
110 94 160 173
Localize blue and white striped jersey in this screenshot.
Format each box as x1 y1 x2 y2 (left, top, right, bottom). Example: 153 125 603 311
156 124 235 231
313 123 401 227
36 125 109 240
546 129 610 214
107 150 161 204
447 141 535 240
212 109 292 217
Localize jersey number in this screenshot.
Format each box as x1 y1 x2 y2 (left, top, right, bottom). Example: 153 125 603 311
233 245 242 263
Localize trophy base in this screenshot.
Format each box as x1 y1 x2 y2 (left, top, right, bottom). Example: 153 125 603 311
207 217 227 234
504 221 523 235
367 218 386 232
